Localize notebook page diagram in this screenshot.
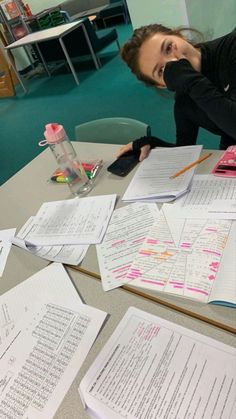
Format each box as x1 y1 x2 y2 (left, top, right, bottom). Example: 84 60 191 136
126 211 232 303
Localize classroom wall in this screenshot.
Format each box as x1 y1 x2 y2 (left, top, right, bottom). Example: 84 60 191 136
185 0 236 39
28 0 60 14
126 0 189 29
126 0 235 39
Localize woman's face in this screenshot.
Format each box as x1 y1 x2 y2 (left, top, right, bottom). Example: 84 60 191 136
138 32 201 87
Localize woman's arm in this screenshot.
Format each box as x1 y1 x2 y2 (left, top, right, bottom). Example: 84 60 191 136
164 56 236 140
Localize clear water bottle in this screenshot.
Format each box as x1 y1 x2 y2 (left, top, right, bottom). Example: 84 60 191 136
43 123 92 196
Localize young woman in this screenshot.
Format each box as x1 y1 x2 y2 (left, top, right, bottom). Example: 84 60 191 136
118 24 236 161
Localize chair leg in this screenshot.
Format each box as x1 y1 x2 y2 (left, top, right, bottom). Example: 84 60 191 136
96 55 101 68
116 39 120 51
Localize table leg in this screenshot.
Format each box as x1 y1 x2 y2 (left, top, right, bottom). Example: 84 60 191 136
59 37 80 85
5 50 27 93
35 43 51 77
81 23 101 70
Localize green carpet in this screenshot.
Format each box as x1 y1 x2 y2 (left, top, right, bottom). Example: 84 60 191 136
0 23 219 185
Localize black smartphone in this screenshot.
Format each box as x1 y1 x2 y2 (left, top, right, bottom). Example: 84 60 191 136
107 150 140 177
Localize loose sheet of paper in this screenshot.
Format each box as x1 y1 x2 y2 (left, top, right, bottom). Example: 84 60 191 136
0 263 84 345
12 217 89 265
96 203 159 291
171 175 236 218
126 210 233 303
25 195 116 245
79 307 236 419
122 145 202 202
0 228 16 277
0 263 107 419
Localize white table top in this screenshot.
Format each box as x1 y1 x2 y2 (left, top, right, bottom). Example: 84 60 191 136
5 21 84 49
0 143 235 333
1 142 235 418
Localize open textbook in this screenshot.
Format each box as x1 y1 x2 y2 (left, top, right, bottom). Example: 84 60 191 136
122 145 202 202
79 307 236 419
126 211 235 307
96 203 235 307
0 263 107 418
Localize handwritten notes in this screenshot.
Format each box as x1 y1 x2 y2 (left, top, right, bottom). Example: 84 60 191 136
126 211 233 304
96 203 158 291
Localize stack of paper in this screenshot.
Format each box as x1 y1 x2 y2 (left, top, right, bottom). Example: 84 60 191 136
0 263 107 419
12 195 116 265
79 307 236 419
122 145 202 202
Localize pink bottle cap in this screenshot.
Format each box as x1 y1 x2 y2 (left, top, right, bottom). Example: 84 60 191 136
44 123 67 144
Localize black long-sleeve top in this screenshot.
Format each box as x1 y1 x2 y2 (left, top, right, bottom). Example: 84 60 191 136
163 29 236 148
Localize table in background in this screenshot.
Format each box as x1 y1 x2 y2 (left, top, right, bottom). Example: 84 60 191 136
0 143 235 334
4 20 100 92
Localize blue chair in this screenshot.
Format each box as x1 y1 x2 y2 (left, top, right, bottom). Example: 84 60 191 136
75 117 151 144
99 1 130 27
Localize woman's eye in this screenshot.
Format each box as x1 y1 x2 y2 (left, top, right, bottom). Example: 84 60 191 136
166 43 172 54
158 66 164 77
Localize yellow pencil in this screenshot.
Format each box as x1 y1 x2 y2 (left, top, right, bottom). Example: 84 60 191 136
170 152 212 179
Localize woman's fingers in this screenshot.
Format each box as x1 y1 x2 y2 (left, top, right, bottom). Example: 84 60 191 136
116 142 133 158
117 142 151 161
139 145 151 161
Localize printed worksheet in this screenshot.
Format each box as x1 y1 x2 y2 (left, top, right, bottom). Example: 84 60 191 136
0 264 107 419
79 307 236 419
96 203 158 291
122 145 202 201
0 228 16 277
12 217 89 265
24 195 116 245
126 211 233 303
170 175 236 218
0 263 83 345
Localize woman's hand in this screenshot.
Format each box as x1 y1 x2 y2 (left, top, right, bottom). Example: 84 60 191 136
117 142 151 161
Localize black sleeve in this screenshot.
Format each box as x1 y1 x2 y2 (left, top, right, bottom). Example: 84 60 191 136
163 58 236 140
174 96 199 146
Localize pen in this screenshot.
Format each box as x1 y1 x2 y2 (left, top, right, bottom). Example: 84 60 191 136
170 153 212 179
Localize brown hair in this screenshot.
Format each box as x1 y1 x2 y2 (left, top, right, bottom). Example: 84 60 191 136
120 24 201 87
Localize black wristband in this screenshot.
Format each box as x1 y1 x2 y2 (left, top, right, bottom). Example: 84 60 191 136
132 136 175 153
